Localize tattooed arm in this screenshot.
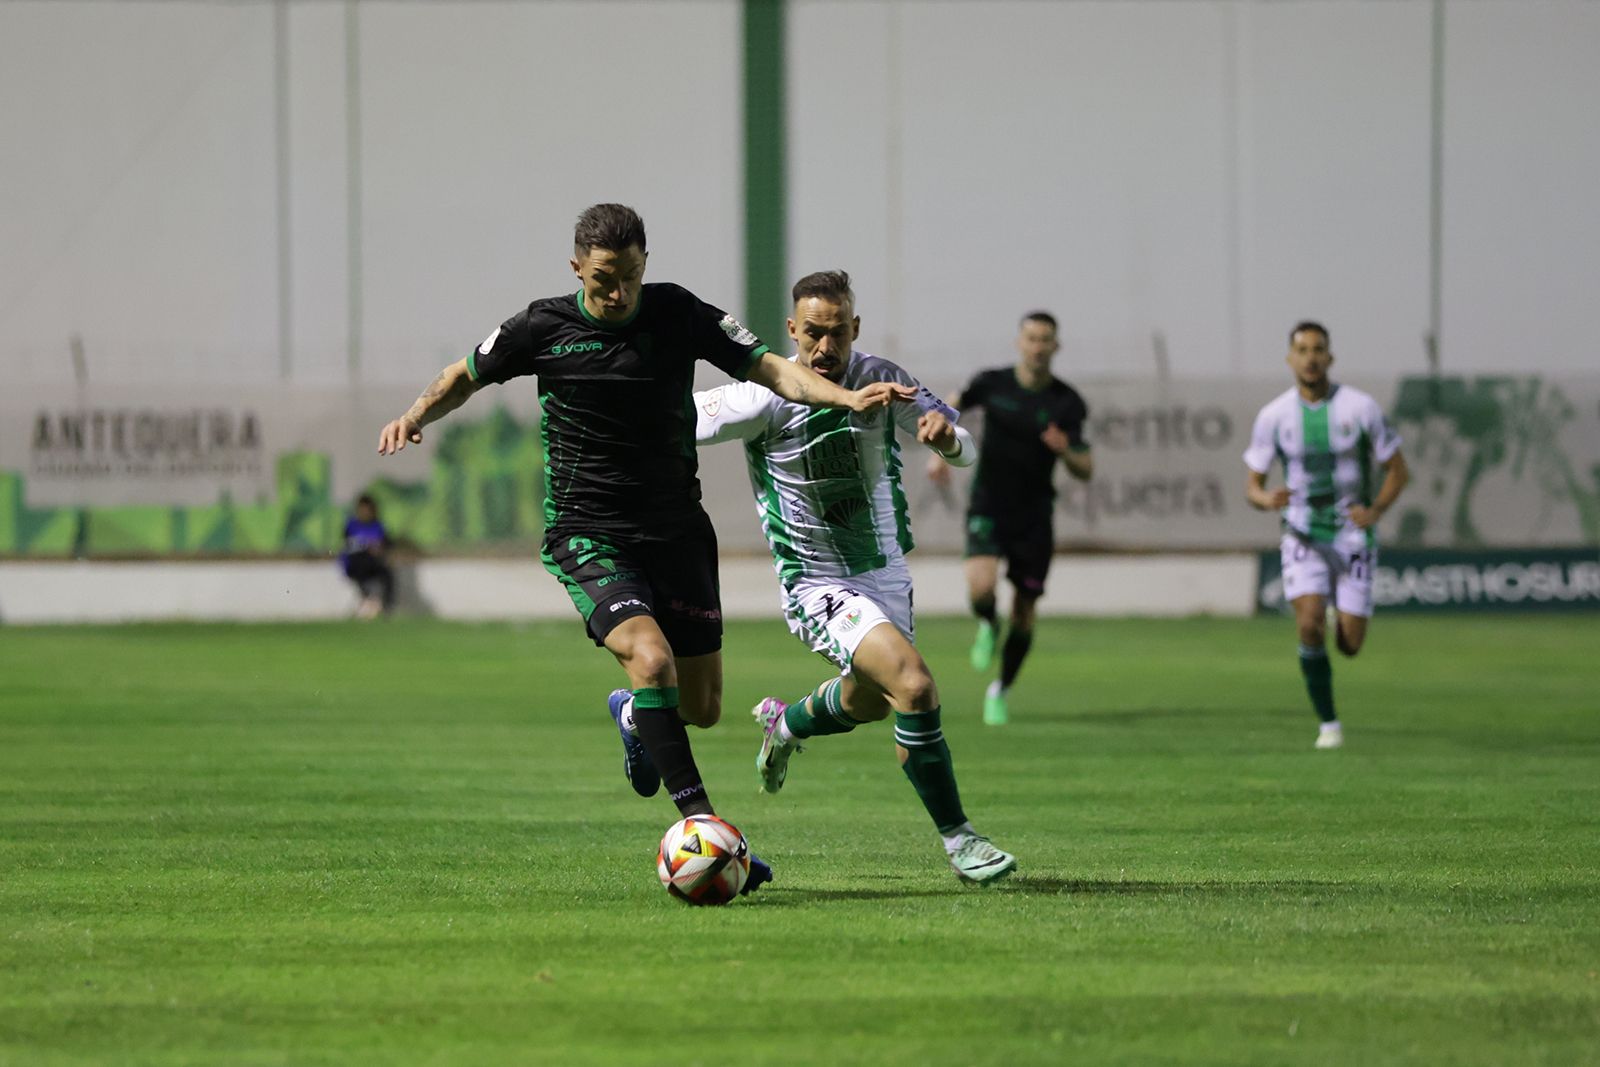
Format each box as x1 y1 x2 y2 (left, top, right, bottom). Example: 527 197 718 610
745 351 915 413
377 358 481 455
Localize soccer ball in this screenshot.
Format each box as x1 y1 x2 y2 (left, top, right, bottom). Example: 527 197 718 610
657 814 750 905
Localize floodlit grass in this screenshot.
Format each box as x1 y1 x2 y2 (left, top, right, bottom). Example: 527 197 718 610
2 615 1597 1065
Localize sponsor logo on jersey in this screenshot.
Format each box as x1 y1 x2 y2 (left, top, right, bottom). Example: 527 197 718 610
803 432 861 480
550 341 605 355
608 598 646 612
478 328 501 355
718 314 759 347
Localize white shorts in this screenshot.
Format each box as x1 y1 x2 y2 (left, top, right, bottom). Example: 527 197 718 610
1280 530 1376 618
781 561 914 673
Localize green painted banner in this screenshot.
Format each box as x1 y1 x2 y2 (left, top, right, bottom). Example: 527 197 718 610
2 405 543 558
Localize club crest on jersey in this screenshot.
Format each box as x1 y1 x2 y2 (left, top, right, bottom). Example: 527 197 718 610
700 391 723 417
719 314 759 347
837 609 863 632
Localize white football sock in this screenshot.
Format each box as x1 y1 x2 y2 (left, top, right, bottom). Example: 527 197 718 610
940 822 978 854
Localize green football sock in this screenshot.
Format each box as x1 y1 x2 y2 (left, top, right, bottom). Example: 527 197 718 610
1298 644 1337 724
784 677 859 739
894 707 968 834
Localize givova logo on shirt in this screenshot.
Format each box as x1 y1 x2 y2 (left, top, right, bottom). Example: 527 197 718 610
550 341 604 355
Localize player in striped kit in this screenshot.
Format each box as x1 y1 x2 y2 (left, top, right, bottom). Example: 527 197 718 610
1243 321 1409 749
694 270 1017 884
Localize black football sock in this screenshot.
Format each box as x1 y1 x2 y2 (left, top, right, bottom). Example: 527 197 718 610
998 628 1034 689
630 687 713 816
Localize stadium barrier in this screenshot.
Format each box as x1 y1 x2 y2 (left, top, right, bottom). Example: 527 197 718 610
0 554 1257 625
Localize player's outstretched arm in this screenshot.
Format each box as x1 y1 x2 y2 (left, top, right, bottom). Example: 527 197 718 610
378 358 481 455
1245 469 1291 511
1348 450 1410 529
746 352 916 412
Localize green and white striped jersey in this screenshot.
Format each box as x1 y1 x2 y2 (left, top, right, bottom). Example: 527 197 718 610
1243 383 1402 544
695 351 975 584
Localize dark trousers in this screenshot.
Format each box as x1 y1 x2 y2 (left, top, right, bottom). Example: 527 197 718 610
344 551 394 609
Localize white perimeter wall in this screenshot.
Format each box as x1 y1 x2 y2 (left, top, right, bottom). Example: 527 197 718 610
2 0 1598 390
0 555 1258 625
789 0 1600 386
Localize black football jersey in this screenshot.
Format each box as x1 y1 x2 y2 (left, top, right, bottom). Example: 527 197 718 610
957 367 1089 518
468 282 769 539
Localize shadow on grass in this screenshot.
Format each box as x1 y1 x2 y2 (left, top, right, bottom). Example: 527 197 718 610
748 876 1352 904
750 885 971 904
1003 875 1348 896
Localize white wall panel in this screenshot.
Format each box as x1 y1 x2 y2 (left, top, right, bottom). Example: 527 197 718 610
3 0 1599 394
791 1 1236 388
354 1 743 385
1441 1 1600 374
0 2 278 387
286 2 353 385
1238 1 1432 379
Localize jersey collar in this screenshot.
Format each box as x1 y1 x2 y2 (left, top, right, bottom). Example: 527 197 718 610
1297 382 1340 410
574 288 643 331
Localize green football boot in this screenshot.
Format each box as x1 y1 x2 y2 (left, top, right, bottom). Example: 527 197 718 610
982 683 1009 726
969 621 997 671
949 833 1017 885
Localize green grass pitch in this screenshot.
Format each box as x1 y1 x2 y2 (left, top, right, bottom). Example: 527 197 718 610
2 614 1597 1065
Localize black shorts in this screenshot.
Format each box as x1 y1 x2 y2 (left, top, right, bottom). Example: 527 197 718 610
540 521 723 656
964 511 1054 599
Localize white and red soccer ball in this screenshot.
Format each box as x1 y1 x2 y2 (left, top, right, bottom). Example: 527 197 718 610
657 814 750 905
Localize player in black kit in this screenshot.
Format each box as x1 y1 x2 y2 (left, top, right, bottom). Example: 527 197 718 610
379 205 912 892
927 312 1093 725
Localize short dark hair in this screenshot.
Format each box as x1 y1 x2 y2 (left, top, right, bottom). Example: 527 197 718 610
356 493 377 510
1289 320 1329 346
792 269 854 307
574 203 647 255
1020 310 1057 332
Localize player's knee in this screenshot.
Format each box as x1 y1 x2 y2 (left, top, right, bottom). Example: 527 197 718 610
627 644 675 688
1297 620 1326 648
895 669 939 713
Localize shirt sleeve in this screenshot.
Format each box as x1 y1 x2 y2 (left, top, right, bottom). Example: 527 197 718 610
465 307 545 385
1242 407 1278 474
1365 397 1403 463
695 381 776 444
678 286 771 380
871 359 930 441
956 370 991 410
1058 387 1091 450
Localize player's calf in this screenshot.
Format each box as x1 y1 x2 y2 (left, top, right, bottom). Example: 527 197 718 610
1335 613 1368 657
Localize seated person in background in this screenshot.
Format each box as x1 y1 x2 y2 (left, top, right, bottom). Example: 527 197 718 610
340 494 393 619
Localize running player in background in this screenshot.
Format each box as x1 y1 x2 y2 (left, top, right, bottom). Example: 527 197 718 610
377 206 911 891
1243 321 1409 749
695 270 1017 884
928 312 1093 725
